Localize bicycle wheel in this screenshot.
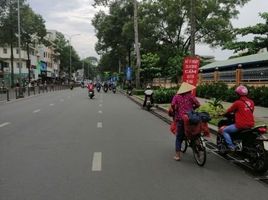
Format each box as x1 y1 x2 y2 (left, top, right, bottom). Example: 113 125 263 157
181 138 188 153
192 136 206 166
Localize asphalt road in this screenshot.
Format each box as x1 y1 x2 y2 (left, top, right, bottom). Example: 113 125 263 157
0 88 267 200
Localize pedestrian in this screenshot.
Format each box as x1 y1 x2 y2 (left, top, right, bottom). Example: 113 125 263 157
171 82 200 161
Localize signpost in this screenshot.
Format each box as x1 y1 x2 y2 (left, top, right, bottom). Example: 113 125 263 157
126 67 133 81
182 56 200 95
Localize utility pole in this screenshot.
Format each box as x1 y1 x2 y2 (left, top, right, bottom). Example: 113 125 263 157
190 0 196 56
133 0 141 88
17 0 23 97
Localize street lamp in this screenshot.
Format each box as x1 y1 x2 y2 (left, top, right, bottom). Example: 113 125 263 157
65 34 80 83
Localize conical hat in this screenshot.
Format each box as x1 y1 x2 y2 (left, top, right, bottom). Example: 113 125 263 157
177 82 196 94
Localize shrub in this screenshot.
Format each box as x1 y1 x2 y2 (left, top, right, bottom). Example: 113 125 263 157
132 89 145 96
154 88 176 104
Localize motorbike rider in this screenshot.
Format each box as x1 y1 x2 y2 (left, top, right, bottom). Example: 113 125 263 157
223 85 255 150
143 85 154 107
103 81 109 91
87 80 95 94
96 81 102 91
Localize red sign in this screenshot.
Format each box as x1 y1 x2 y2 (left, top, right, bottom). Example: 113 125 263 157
182 56 200 86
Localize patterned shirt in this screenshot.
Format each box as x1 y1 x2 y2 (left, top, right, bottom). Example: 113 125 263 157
171 93 200 121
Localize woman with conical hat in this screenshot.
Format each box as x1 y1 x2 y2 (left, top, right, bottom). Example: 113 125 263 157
171 82 200 161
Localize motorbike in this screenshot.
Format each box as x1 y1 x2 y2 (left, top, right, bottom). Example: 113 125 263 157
144 90 153 111
96 86 101 92
103 86 108 93
127 89 132 96
112 86 116 93
217 113 268 173
88 90 94 99
70 85 74 90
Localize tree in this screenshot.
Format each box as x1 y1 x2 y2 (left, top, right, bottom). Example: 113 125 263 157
224 12 268 56
141 52 160 84
53 32 80 76
92 0 250 84
20 4 46 82
0 0 27 87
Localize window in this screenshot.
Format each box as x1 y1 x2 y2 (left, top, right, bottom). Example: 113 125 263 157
16 49 19 54
3 48 7 54
17 62 20 68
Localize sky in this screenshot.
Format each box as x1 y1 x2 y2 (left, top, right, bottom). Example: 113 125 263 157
27 0 268 61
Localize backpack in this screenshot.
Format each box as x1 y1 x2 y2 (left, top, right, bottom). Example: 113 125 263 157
186 111 201 125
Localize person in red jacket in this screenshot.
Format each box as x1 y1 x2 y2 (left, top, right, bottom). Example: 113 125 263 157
223 85 255 150
87 81 94 91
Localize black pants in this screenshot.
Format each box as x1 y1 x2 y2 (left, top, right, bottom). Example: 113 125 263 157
143 95 154 107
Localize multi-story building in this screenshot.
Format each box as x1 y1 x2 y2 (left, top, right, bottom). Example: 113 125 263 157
0 29 61 87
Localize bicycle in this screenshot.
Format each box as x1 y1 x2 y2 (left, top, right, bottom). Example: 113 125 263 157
181 133 207 166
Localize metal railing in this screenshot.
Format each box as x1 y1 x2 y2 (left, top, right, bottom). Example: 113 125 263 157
0 84 70 102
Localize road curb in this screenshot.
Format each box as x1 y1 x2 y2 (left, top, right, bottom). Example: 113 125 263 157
120 89 218 134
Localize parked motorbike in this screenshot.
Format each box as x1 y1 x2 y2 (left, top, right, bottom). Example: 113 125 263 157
217 113 268 173
88 90 94 99
96 86 101 93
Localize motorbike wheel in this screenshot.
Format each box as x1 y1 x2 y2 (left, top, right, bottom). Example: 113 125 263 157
192 136 207 166
251 143 268 174
217 135 228 156
181 138 188 153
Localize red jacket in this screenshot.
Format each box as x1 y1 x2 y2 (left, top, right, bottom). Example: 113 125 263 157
226 96 255 129
87 83 94 91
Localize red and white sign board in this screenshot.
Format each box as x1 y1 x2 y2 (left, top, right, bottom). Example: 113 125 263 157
182 56 200 86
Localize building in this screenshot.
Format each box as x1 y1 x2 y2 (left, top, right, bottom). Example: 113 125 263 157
0 30 61 87
199 52 268 86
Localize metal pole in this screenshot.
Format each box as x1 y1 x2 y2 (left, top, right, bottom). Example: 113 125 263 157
17 0 23 97
190 0 196 56
69 40 72 84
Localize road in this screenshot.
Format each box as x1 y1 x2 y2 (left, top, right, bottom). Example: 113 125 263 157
0 88 267 200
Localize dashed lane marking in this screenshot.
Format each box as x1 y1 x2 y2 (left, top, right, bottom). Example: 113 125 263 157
49 103 55 106
92 152 102 171
98 110 103 114
97 122 103 128
33 109 41 113
99 104 102 107
0 122 11 128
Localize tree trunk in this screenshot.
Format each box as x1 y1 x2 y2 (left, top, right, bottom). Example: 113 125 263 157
27 42 31 83
190 0 196 56
10 42 14 88
133 0 141 89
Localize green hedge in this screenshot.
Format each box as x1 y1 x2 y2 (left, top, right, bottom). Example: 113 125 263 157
154 88 177 104
197 82 268 107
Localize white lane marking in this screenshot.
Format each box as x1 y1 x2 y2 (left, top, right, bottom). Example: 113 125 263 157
49 103 55 106
99 104 102 107
0 122 11 128
97 122 103 128
33 109 41 113
92 152 102 171
98 110 103 114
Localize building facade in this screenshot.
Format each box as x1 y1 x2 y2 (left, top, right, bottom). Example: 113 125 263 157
0 30 61 87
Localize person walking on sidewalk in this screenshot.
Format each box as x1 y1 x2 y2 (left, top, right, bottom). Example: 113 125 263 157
171 82 200 161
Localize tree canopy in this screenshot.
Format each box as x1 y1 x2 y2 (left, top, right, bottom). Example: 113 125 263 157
92 0 251 84
224 12 268 56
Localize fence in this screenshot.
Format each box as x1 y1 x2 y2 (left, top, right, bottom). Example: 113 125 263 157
0 84 70 102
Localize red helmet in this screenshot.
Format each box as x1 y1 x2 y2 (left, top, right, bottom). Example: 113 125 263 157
235 85 248 96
